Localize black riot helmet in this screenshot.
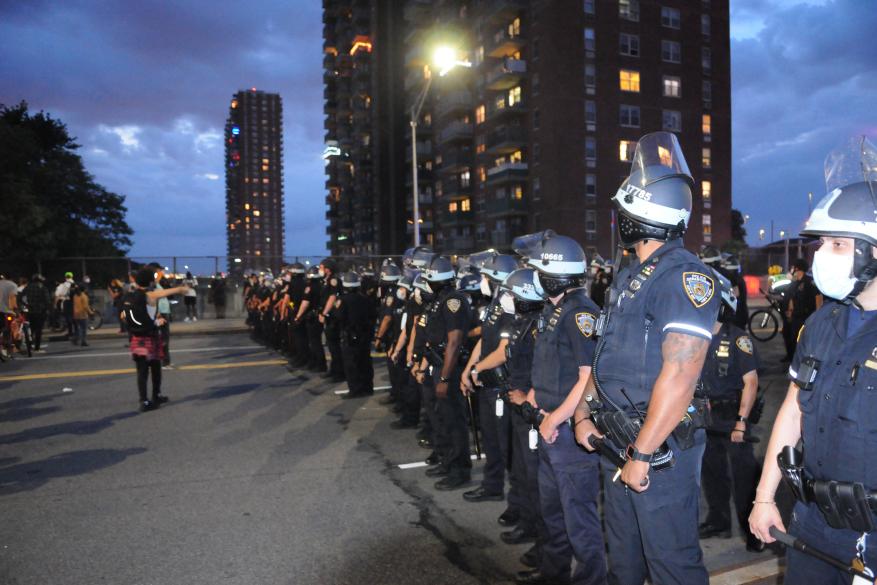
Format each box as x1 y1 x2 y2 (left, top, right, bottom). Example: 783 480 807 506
402 246 434 269
612 132 694 248
398 271 417 291
801 136 877 300
340 271 361 289
699 246 722 267
289 262 306 275
379 262 402 283
711 268 738 323
477 252 518 283
422 255 455 294
306 266 321 279
456 273 481 293
517 230 587 297
500 268 546 314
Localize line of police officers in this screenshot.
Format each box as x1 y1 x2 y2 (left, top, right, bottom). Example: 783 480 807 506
245 132 877 584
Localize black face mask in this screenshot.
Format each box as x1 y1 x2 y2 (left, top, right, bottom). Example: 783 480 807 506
515 299 545 314
537 273 579 297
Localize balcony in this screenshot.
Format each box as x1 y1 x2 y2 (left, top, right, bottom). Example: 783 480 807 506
442 177 473 198
487 28 526 58
486 196 527 216
440 208 475 227
437 148 473 174
435 91 472 120
404 141 432 162
486 99 527 123
485 126 526 154
405 169 434 186
482 0 526 24
438 121 473 145
485 161 528 184
485 58 527 90
406 220 435 233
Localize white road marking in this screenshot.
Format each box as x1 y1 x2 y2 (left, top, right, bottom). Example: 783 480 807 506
28 346 265 361
334 385 391 395
334 389 350 395
397 453 485 469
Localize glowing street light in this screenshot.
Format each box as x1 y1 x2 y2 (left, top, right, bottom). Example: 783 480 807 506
758 228 766 241
433 46 471 77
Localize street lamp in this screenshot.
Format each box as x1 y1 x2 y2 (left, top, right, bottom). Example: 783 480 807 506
743 214 750 224
410 45 471 247
758 228 765 241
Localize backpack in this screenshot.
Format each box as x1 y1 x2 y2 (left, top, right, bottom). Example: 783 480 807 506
122 289 156 335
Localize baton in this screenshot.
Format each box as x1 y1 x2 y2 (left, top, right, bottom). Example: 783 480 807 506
769 527 873 580
588 435 650 488
466 392 482 459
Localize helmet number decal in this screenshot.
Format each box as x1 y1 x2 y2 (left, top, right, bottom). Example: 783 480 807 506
682 272 715 308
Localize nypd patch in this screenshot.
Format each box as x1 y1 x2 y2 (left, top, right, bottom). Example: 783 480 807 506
576 312 596 338
736 336 754 355
682 272 715 308
330 277 338 287
446 298 461 313
385 296 393 306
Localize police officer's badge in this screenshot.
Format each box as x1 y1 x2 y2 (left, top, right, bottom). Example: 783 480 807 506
446 298 461 313
575 312 596 337
736 336 754 355
682 272 715 308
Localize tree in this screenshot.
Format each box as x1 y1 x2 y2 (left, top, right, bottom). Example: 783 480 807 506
722 209 749 255
0 102 132 277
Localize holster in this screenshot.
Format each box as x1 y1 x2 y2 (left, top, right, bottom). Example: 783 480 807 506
478 364 510 390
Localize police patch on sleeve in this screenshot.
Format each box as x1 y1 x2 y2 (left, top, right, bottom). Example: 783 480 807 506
385 296 393 307
330 278 338 287
575 312 596 338
736 336 754 355
446 298 461 313
682 272 715 308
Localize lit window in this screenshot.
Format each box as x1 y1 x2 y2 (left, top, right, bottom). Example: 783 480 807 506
476 135 486 154
585 100 597 124
619 69 640 92
620 33 640 57
513 185 523 199
661 40 681 63
495 95 506 111
585 174 597 198
253 210 261 217
662 110 682 132
509 17 521 37
702 180 712 208
701 14 711 36
478 166 487 182
460 170 471 188
619 0 640 21
261 164 269 171
702 147 712 168
584 28 596 52
702 47 712 71
244 203 250 210
661 6 681 28
663 75 682 97
619 140 637 162
449 201 458 212
585 64 596 89
461 198 471 211
584 0 596 14
585 137 597 160
508 86 522 106
620 104 640 127
255 250 261 256
475 105 486 124
262 158 269 164
702 114 712 141
262 178 269 184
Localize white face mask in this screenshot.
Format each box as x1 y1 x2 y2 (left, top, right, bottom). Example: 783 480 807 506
499 292 516 315
318 269 326 278
396 289 407 301
480 277 492 297
414 288 422 303
812 246 857 300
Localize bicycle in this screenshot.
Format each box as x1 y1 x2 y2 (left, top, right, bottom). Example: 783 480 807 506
747 287 786 342
0 310 32 360
88 311 103 331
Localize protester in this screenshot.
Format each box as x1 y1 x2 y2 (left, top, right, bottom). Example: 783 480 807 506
182 271 198 321
71 283 93 346
108 278 125 333
21 274 51 352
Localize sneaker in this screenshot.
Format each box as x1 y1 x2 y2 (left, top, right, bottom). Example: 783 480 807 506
162 364 175 370
140 400 157 412
153 394 169 404
184 317 191 323
192 316 198 322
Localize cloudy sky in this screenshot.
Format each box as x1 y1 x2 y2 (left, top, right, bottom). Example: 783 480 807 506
1 0 875 257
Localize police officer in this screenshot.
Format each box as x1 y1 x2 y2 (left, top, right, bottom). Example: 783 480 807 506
420 255 472 490
318 260 345 383
721 254 749 330
573 132 718 585
388 273 421 429
460 253 518 504
698 269 763 552
287 262 309 368
375 263 402 405
750 136 877 583
337 271 375 398
298 266 327 373
410 273 440 453
785 258 822 360
515 231 606 585
499 268 549 574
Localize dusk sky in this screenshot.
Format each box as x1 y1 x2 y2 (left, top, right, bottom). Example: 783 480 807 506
2 0 875 258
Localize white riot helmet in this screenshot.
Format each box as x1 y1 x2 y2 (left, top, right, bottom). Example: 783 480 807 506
801 135 877 300
612 132 694 248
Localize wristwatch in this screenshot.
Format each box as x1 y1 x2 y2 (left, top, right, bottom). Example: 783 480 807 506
470 365 479 376
626 444 653 463
736 415 748 423
440 376 450 383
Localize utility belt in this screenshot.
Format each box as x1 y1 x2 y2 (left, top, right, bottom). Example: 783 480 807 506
702 387 765 425
779 446 877 533
425 344 471 369
478 364 510 390
586 393 710 471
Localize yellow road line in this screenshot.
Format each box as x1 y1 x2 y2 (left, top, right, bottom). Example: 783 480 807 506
0 359 288 382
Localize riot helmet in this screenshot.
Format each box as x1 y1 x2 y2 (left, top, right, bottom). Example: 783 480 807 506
340 271 361 288
306 266 321 279
612 132 694 248
699 245 722 267
402 246 434 269
801 135 877 300
289 262 306 275
500 268 546 314
456 273 481 293
711 267 737 323
721 254 741 273
379 262 402 283
412 273 433 303
518 230 587 297
422 255 455 295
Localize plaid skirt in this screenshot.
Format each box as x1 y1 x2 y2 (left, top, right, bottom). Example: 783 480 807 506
129 334 164 362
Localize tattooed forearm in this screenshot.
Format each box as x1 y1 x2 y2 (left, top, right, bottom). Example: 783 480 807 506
662 332 709 367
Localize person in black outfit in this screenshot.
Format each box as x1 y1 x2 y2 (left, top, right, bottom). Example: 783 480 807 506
297 266 327 373
337 271 375 398
784 258 822 360
211 273 227 319
375 264 402 405
388 274 420 429
721 255 749 330
698 270 764 552
318 260 345 383
21 274 51 352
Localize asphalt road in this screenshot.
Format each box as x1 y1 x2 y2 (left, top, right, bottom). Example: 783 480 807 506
0 329 792 584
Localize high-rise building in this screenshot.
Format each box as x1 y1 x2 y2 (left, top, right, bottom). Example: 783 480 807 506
326 0 732 259
323 0 407 257
225 89 285 273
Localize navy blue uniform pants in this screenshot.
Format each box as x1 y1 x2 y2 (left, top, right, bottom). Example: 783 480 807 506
603 435 707 585
305 317 326 371
512 409 544 540
786 501 877 585
538 424 606 585
701 429 760 531
433 367 471 478
342 338 373 395
477 388 506 494
325 321 344 379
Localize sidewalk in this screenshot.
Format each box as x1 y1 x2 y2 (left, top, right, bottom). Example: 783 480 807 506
89 317 248 338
